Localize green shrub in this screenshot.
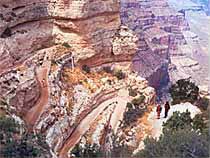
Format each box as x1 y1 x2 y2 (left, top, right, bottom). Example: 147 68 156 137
131 95 145 106
123 102 146 127
0 115 50 158
114 70 125 80
163 111 208 134
162 110 192 133
137 128 209 158
169 79 199 104
72 138 132 158
62 42 71 48
137 111 209 158
192 114 207 133
71 143 103 158
0 116 19 135
103 66 112 74
82 65 91 73
197 97 209 111
128 88 138 97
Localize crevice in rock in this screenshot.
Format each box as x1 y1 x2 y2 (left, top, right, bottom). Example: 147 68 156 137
12 5 26 11
53 11 119 22
0 27 12 38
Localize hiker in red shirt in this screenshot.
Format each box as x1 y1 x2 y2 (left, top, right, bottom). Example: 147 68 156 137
156 104 162 119
164 101 170 118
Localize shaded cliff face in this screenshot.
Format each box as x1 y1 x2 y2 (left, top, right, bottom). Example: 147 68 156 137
120 0 175 89
120 0 207 92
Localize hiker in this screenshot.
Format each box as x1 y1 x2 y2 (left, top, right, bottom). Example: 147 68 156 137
156 104 162 119
164 101 170 118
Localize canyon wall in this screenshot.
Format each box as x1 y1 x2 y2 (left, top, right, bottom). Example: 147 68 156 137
120 0 208 92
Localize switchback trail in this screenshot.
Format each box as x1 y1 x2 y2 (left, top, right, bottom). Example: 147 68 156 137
58 92 129 158
24 60 51 131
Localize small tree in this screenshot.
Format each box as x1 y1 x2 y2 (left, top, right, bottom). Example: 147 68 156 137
0 116 50 158
169 79 199 104
0 116 20 139
192 114 207 133
62 42 71 48
114 70 125 80
137 128 209 158
82 65 91 73
131 95 145 106
162 110 192 133
196 97 209 111
103 66 112 74
128 88 138 97
71 143 103 158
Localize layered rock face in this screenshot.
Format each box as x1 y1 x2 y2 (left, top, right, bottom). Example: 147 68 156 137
0 0 53 73
121 0 183 89
120 0 209 93
52 0 121 62
168 0 210 91
0 0 122 72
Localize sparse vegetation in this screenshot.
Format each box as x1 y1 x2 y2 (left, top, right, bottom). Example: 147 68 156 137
196 97 209 111
131 95 145 106
137 111 209 158
113 69 125 80
111 135 132 158
62 42 71 48
123 101 146 127
0 115 50 158
82 65 91 73
71 134 132 158
102 66 112 74
128 88 138 97
71 143 103 158
169 79 199 104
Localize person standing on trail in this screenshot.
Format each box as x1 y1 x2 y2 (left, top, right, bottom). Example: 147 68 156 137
156 104 162 119
164 101 170 118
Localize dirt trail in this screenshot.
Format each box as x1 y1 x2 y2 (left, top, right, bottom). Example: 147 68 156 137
134 102 201 153
24 60 51 130
58 93 128 158
110 89 129 133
